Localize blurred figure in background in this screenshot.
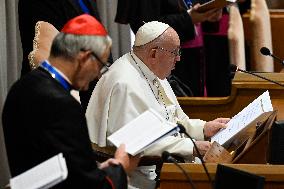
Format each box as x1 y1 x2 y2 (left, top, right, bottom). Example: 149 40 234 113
18 0 108 111
115 0 233 97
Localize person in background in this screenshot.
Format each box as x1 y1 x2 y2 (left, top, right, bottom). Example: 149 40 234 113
115 0 233 97
238 0 251 14
18 0 101 76
3 14 139 189
86 21 229 189
18 0 106 111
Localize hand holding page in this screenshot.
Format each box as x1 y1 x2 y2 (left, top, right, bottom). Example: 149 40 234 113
211 91 273 146
197 0 236 13
10 153 68 189
107 109 180 156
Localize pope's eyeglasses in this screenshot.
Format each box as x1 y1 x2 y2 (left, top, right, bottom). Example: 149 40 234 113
155 46 181 57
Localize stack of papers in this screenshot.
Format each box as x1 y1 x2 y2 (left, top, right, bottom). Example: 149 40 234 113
211 91 273 145
10 153 68 189
108 109 180 155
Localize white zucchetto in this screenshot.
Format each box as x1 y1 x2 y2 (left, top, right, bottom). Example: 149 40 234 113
134 21 170 46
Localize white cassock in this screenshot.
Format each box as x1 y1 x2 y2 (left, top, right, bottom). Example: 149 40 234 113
86 51 206 189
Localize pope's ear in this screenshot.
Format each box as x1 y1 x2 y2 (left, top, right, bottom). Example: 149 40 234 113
149 48 157 59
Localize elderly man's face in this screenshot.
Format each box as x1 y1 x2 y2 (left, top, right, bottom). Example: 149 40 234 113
154 28 180 79
74 48 110 91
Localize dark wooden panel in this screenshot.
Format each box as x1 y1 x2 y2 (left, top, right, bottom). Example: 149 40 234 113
178 72 284 121
160 163 284 189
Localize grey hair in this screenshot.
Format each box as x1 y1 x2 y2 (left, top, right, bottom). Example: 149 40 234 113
50 33 112 60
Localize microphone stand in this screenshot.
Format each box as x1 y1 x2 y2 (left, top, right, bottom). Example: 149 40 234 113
260 47 284 67
270 54 284 67
235 66 284 88
162 151 196 189
177 123 214 189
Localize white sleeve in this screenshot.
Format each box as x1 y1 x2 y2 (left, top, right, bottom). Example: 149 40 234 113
179 116 206 141
163 79 206 141
174 96 206 141
144 135 194 157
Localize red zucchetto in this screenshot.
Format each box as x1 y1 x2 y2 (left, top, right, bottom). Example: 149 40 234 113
61 14 107 36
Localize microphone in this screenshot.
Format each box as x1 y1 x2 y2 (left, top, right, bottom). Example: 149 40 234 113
260 47 284 66
167 75 194 97
162 151 196 189
230 64 284 87
162 151 176 162
170 80 189 97
177 123 214 189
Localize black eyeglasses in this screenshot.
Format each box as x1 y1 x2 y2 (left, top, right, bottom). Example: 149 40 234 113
81 49 111 75
90 52 111 75
156 46 181 57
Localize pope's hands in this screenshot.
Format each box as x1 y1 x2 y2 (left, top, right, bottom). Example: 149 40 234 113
204 118 230 138
193 141 212 156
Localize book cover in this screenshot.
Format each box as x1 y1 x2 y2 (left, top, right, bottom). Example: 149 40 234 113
107 109 180 156
10 153 68 189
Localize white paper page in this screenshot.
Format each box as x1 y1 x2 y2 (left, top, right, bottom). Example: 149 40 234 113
10 153 68 189
135 128 179 154
211 91 273 145
107 109 178 155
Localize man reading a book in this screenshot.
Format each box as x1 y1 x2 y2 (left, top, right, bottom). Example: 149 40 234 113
2 14 139 189
86 21 229 189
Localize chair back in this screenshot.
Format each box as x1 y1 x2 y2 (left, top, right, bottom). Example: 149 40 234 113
250 0 273 71
28 21 59 69
228 5 246 70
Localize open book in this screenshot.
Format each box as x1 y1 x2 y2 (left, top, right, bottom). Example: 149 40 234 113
107 109 180 156
197 0 236 13
211 91 273 146
10 153 68 189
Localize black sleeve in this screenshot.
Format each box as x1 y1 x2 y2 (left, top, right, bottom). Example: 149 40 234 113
47 96 127 188
159 0 196 42
238 0 251 15
103 165 128 189
159 13 195 43
117 0 195 43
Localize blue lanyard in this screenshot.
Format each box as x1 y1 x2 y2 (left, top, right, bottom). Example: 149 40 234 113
78 0 90 14
184 0 192 7
40 61 72 91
